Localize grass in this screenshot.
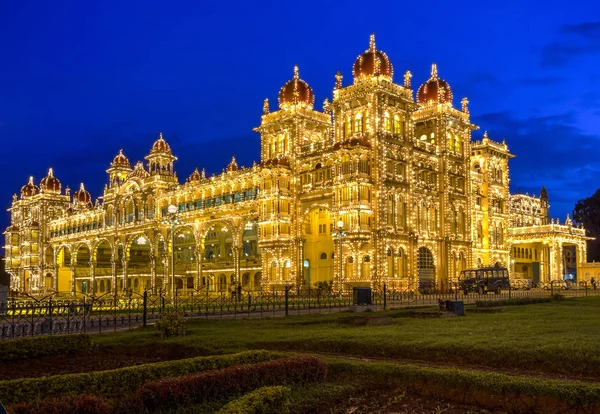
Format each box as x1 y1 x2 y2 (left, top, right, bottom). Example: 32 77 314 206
94 296 600 377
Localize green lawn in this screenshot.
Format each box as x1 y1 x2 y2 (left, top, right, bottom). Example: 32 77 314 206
94 296 600 377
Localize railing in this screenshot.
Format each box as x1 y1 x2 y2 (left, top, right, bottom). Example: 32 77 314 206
1 283 599 340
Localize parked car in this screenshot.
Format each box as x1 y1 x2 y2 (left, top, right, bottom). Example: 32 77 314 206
510 278 533 290
540 280 568 290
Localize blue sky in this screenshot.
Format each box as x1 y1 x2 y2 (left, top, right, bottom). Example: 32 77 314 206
1 0 599 231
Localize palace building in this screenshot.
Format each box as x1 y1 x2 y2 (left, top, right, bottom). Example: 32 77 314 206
3 34 595 296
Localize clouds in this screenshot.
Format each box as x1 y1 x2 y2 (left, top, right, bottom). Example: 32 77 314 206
542 20 600 67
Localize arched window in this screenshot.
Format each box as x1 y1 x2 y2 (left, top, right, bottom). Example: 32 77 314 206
320 252 327 260
393 115 403 135
354 113 363 134
384 111 391 131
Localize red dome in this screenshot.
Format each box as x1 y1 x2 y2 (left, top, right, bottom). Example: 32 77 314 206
151 132 172 153
278 66 315 108
21 176 40 198
353 34 393 81
188 167 202 181
40 168 61 194
73 182 92 205
417 64 453 106
111 149 131 168
226 156 239 172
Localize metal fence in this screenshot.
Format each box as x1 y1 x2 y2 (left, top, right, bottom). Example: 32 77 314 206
1 283 599 341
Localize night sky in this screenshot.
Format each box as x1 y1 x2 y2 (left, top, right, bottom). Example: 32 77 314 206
1 0 599 232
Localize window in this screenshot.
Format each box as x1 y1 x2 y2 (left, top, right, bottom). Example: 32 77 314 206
320 253 327 260
354 113 363 134
384 112 391 131
393 115 403 135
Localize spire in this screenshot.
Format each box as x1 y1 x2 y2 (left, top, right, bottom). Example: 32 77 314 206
369 33 376 51
293 65 299 79
48 167 54 177
431 63 438 79
335 71 343 89
483 131 489 139
461 97 469 113
80 182 86 191
263 98 269 115
159 132 163 140
28 176 34 185
404 70 412 89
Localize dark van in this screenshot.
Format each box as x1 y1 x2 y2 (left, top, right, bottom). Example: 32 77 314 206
460 267 510 295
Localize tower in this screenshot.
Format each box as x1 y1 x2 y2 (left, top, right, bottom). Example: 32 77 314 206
145 133 178 183
106 150 132 188
540 185 549 225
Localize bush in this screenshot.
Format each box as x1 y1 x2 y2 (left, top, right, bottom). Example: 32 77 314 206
138 356 327 411
0 350 280 406
0 334 93 362
9 394 110 414
216 386 291 414
155 310 186 338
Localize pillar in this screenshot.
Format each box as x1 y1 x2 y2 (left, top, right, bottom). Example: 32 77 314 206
69 265 76 295
121 258 128 293
150 254 156 295
89 258 95 295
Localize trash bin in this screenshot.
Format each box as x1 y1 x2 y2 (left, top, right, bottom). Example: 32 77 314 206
353 287 372 305
449 300 465 316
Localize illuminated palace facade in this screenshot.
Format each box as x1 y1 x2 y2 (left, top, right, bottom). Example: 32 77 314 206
3 35 594 295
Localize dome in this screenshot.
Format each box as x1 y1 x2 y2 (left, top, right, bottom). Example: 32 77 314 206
111 149 131 168
417 64 453 106
278 66 315 109
21 176 40 198
129 161 149 179
226 156 239 172
73 182 92 205
353 34 393 81
151 132 172 153
40 167 61 194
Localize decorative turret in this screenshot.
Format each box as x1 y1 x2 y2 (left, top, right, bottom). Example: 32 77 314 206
188 167 202 182
226 156 239 172
128 161 150 179
540 185 549 224
145 133 178 177
106 149 132 188
73 182 92 208
40 168 61 194
352 33 393 82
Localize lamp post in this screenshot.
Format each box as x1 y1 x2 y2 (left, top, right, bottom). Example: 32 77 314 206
332 219 347 293
162 205 181 298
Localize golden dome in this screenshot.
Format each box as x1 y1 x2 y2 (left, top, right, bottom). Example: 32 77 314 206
21 176 40 198
111 149 131 168
417 64 453 106
40 167 61 194
278 66 315 109
151 132 172 153
73 182 92 205
353 34 393 81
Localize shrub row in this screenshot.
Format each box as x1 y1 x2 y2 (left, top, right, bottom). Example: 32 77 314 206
475 296 554 307
133 356 327 411
9 394 109 414
326 358 600 412
0 334 92 362
0 350 278 405
216 386 291 414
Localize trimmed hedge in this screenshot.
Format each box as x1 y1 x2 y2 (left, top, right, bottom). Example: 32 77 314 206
326 357 600 411
0 334 93 362
9 394 110 414
216 386 291 414
0 350 279 405
137 356 327 411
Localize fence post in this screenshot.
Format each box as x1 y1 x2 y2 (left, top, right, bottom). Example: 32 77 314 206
285 286 289 317
48 299 54 334
143 290 148 328
383 283 387 311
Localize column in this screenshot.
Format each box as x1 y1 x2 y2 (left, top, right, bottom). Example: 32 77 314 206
121 258 128 292
197 247 204 291
234 245 241 285
69 265 76 295
89 258 95 295
111 256 117 295
150 253 156 295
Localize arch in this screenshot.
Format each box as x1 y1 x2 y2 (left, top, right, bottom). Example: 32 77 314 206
302 207 334 287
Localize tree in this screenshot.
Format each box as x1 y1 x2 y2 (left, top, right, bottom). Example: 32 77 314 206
573 188 600 262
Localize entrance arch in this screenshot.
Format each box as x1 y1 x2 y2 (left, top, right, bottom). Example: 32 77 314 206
418 247 435 292
302 207 334 287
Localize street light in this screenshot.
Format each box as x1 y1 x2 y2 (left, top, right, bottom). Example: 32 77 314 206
332 219 347 293
162 204 181 298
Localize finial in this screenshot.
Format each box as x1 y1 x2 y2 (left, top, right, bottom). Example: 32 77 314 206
28 176 34 184
431 63 438 79
483 131 489 139
404 70 412 88
263 98 269 115
323 97 330 112
48 167 54 177
80 182 85 191
369 33 376 51
293 65 299 79
201 168 206 178
335 71 343 89
159 132 163 140
65 186 70 196
461 97 469 113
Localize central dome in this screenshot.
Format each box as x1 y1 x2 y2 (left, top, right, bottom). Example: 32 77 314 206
353 34 393 81
278 66 315 109
73 182 92 206
40 168 61 194
417 63 453 106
